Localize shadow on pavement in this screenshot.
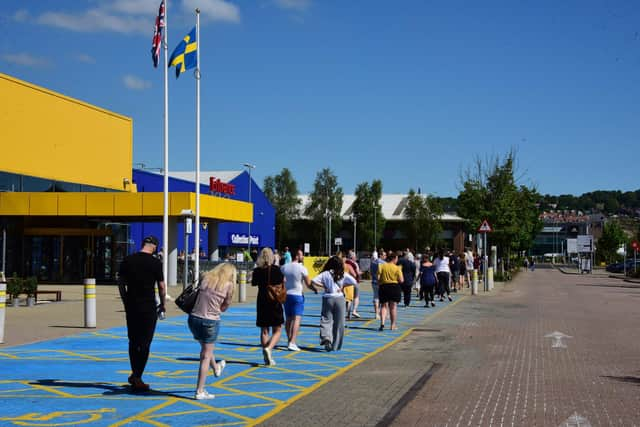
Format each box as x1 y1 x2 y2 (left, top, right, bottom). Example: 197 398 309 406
30 379 191 398
602 375 640 385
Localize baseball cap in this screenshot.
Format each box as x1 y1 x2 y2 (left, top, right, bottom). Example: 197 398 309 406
143 235 159 247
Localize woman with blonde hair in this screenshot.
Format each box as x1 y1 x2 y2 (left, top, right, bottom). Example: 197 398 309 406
252 247 285 366
188 262 237 400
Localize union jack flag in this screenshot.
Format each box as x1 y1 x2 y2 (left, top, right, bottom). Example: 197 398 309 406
151 0 165 67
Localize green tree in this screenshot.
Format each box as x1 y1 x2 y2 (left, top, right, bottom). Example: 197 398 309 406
352 179 385 251
404 189 443 252
596 221 626 264
304 168 343 255
457 150 541 264
263 168 300 248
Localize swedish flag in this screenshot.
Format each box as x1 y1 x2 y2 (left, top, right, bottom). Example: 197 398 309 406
168 27 197 78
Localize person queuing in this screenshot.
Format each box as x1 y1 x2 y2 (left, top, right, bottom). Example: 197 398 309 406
311 255 357 351
417 253 437 307
465 249 475 287
281 249 316 351
458 251 467 290
337 251 357 319
397 251 416 307
344 250 362 318
376 252 404 331
252 247 285 366
188 263 236 400
370 250 386 320
449 251 460 293
434 249 453 302
118 235 166 392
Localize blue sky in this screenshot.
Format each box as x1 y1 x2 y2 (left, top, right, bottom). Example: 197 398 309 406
2 0 639 197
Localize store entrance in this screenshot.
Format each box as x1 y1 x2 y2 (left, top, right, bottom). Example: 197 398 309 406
23 228 119 283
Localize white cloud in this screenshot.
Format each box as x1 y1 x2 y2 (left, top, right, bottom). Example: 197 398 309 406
123 75 152 90
108 0 160 15
2 53 49 67
74 53 96 64
274 0 311 11
34 1 240 35
12 9 30 22
37 9 149 35
182 0 240 23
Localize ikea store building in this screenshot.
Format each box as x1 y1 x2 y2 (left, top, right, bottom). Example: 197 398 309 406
0 73 274 286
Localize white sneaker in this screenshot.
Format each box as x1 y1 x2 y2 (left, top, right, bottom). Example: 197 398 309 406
287 343 301 352
264 347 276 366
195 390 215 400
214 360 226 377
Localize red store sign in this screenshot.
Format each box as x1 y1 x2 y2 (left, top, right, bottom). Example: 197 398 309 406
209 177 236 196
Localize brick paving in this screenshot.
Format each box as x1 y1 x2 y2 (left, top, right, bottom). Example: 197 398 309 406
391 267 640 426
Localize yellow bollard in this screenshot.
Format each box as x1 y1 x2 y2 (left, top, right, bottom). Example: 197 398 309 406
84 278 96 328
488 267 494 290
239 270 247 303
472 269 478 295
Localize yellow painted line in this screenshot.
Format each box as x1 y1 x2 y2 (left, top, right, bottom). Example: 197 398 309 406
223 403 274 411
197 422 246 427
239 375 306 390
0 408 116 424
144 402 255 424
247 327 414 427
26 380 76 398
110 397 178 427
214 384 283 404
58 349 103 361
246 366 326 380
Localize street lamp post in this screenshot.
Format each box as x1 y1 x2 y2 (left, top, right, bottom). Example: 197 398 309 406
352 213 357 256
373 202 377 251
242 163 256 259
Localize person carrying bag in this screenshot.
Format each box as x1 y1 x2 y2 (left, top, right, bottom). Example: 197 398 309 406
252 248 285 366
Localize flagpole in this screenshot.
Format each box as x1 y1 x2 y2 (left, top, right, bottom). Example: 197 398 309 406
162 0 170 288
194 8 201 284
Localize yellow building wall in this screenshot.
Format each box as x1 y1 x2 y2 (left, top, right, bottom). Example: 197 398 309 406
0 73 133 191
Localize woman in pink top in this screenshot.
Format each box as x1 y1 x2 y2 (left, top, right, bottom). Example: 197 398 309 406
188 262 236 400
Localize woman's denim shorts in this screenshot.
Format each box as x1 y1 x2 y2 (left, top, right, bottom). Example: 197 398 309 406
188 314 220 344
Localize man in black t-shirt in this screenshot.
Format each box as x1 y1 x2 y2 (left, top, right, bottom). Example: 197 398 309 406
119 235 166 391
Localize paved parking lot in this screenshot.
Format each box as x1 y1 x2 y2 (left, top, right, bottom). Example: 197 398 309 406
0 288 458 426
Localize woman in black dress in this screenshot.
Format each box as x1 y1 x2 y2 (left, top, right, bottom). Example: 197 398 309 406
252 247 285 366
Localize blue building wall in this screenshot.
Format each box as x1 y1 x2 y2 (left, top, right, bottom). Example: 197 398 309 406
129 169 275 256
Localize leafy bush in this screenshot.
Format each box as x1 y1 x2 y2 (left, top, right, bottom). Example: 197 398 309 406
23 276 38 297
7 273 23 298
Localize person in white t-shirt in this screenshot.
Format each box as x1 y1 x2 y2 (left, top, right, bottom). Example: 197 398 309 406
434 250 452 302
280 249 315 351
465 249 474 287
311 256 357 352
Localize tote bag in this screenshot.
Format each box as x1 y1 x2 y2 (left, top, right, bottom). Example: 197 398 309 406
175 283 199 313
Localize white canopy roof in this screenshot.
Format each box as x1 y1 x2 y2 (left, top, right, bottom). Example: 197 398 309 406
298 194 464 222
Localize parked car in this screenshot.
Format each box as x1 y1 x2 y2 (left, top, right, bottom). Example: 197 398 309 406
606 260 640 273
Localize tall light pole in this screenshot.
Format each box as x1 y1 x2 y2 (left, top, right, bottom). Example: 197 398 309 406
352 213 357 255
373 201 377 251
243 163 256 259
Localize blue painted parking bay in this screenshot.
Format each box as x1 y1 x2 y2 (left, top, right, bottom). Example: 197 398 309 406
0 290 460 426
